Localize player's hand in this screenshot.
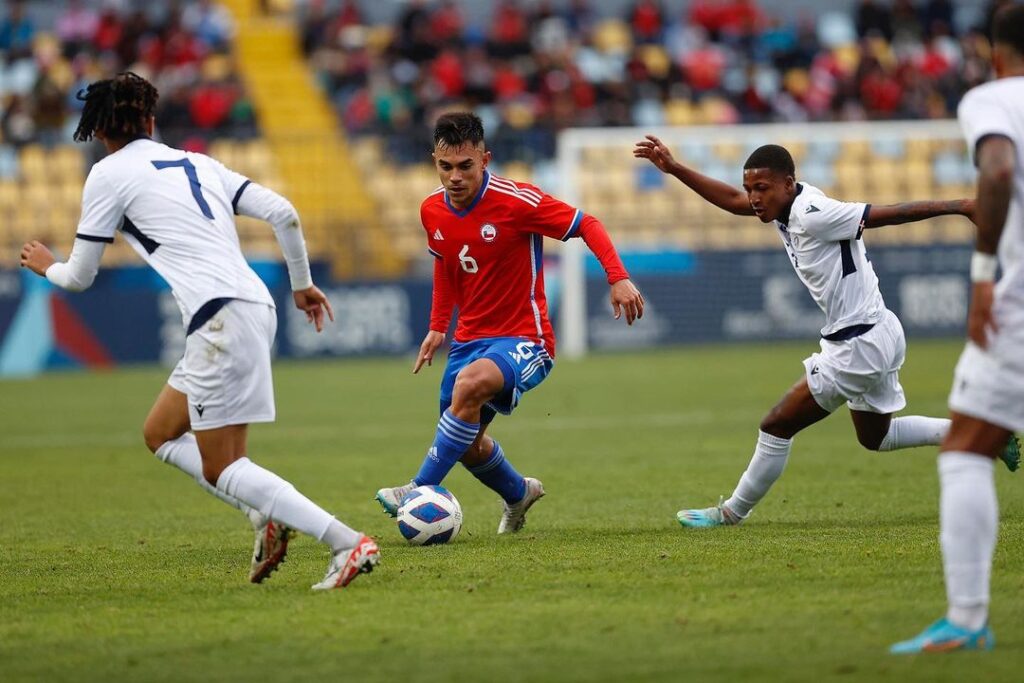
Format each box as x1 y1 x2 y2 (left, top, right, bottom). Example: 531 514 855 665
633 135 676 174
610 278 644 325
19 240 56 276
967 281 997 349
414 330 445 374
293 285 334 333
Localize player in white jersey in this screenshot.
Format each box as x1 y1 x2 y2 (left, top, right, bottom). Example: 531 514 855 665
891 4 1024 654
18 72 379 590
633 137 1020 529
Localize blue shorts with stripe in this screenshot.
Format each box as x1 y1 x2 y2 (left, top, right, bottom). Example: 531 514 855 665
440 337 554 424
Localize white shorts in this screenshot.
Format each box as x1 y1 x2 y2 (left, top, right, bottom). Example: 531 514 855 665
948 324 1024 432
168 300 277 430
803 309 907 414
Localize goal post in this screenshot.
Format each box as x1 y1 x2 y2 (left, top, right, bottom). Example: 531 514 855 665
556 120 972 359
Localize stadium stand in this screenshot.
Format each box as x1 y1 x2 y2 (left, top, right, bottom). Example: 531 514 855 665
0 0 997 276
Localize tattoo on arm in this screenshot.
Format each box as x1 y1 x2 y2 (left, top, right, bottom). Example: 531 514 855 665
864 199 971 228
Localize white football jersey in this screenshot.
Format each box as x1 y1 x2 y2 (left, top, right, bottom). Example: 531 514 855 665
75 137 274 328
773 183 886 337
958 76 1024 322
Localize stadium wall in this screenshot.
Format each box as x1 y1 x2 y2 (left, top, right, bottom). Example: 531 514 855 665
0 243 970 377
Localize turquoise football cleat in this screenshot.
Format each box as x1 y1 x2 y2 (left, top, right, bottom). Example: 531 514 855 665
676 497 742 528
890 618 995 654
1000 435 1020 473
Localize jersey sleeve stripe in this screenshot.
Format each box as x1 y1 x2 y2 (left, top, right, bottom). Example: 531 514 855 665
75 232 114 244
427 247 442 259
489 185 539 207
857 204 871 239
971 133 1016 166
561 209 583 241
491 176 542 202
231 179 252 215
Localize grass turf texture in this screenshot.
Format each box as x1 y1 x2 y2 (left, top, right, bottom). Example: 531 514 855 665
1 340 1021 682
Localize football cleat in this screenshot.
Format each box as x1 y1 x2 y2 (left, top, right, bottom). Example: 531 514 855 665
312 535 381 591
1000 435 1020 473
497 477 545 534
676 497 742 528
249 520 293 584
375 482 416 517
890 618 994 654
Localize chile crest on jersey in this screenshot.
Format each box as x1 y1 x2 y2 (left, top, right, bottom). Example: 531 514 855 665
480 223 498 242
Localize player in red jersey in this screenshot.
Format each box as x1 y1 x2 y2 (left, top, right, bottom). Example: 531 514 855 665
376 112 644 533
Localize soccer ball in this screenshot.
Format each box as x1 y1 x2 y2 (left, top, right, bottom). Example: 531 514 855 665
397 485 463 545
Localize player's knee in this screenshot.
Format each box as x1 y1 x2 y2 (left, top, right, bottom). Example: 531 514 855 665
143 422 167 454
453 367 500 406
856 430 885 451
759 411 790 438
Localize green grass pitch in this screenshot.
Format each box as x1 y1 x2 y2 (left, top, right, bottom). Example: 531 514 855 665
2 340 1021 682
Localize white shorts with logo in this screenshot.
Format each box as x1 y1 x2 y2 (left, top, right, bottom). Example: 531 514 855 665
803 309 907 414
168 299 277 430
948 317 1024 432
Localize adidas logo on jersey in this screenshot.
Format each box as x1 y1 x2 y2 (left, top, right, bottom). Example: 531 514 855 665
433 229 444 240
805 204 821 214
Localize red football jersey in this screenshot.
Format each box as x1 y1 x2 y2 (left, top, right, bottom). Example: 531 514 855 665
421 171 584 356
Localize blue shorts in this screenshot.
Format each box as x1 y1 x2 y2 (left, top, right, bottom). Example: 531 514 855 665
440 337 554 424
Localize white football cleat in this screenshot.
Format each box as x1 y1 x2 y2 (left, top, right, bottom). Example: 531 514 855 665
312 535 381 591
498 477 545 534
375 482 416 517
249 520 293 584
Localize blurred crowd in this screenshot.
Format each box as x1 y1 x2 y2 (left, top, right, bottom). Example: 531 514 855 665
302 0 1010 161
0 0 255 152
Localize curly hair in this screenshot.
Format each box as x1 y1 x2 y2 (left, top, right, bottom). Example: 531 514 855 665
73 72 159 143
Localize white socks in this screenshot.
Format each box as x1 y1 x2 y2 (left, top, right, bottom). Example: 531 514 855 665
878 416 950 451
939 452 997 631
724 430 792 519
155 434 265 529
216 457 361 553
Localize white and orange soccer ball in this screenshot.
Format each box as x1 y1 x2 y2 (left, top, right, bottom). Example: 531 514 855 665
396 485 463 546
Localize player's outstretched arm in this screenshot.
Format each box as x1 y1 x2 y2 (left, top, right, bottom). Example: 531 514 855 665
633 135 755 216
966 136 1016 349
863 198 974 228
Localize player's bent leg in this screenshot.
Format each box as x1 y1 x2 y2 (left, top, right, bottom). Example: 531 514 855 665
143 384 191 453
681 377 827 527
864 412 949 452
376 358 504 517
449 358 507 423
144 384 267 528
197 424 377 589
892 412 1007 654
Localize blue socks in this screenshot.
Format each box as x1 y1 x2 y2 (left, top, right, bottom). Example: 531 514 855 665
414 410 479 486
465 440 527 504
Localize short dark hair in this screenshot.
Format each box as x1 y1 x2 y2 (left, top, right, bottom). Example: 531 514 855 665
743 144 795 177
993 3 1024 55
433 112 485 150
73 72 158 143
